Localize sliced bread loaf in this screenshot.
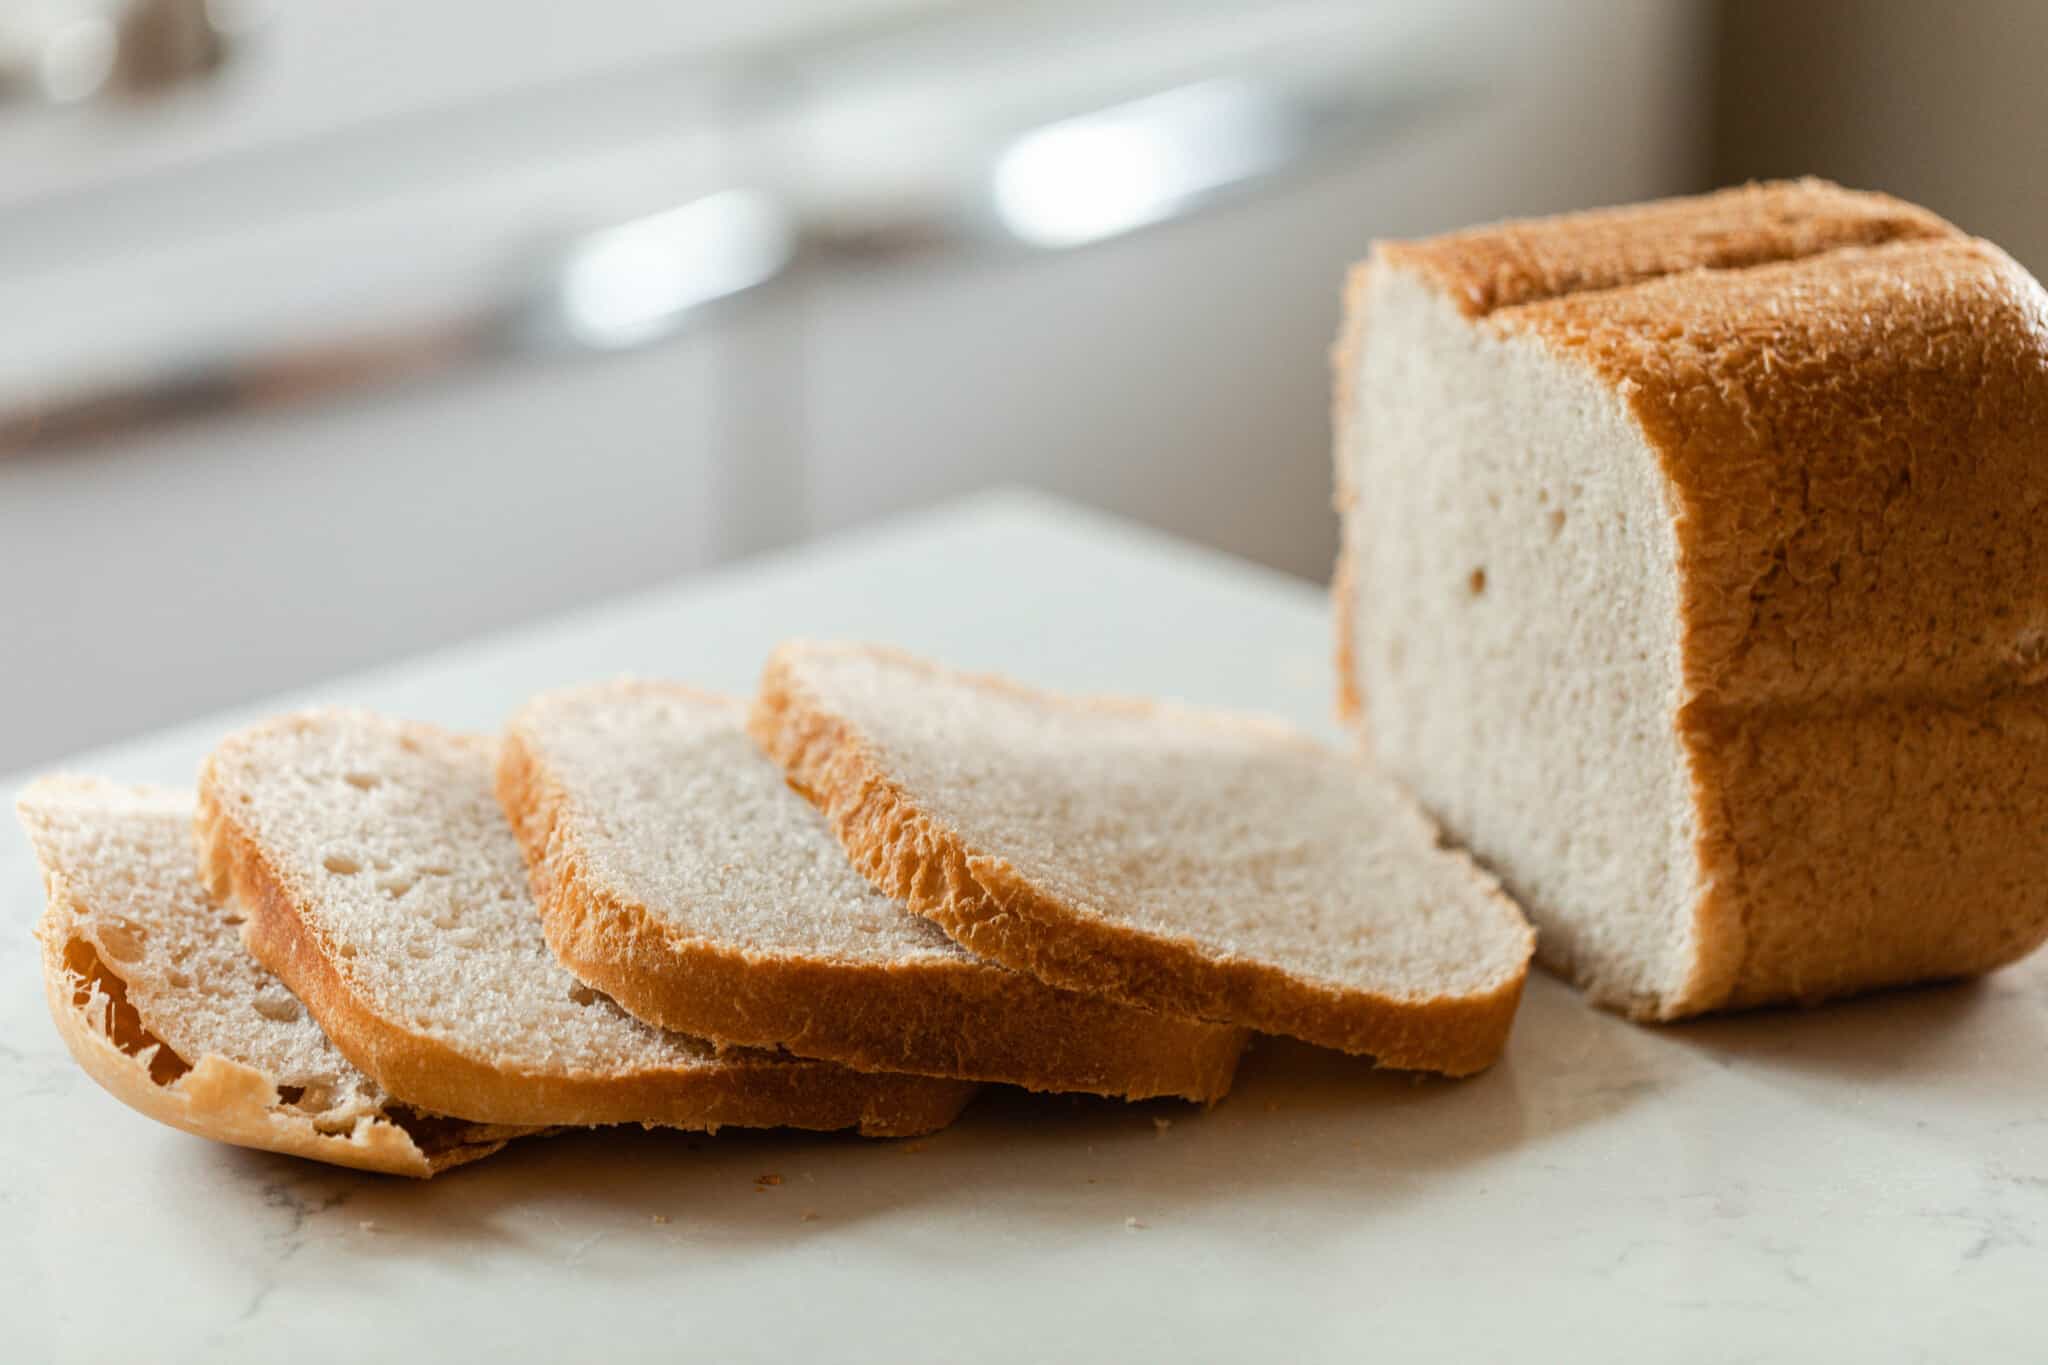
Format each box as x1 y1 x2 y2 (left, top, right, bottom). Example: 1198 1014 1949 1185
1332 179 2048 1017
196 710 977 1135
18 776 528 1177
750 642 1534 1076
500 681 1247 1100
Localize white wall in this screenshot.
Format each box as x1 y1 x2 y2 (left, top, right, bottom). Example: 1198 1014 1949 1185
1714 0 2048 276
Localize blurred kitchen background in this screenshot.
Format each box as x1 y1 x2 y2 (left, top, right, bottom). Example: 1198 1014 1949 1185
2 0 2043 771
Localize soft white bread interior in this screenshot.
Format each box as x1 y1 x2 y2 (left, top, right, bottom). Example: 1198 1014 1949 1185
1342 257 1696 1015
1334 179 2048 1017
17 776 527 1177
500 681 1246 1100
196 710 977 1136
750 642 1534 1077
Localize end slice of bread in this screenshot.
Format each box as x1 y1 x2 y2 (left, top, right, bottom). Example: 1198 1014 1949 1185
196 711 977 1136
750 643 1535 1076
500 681 1247 1101
17 776 530 1177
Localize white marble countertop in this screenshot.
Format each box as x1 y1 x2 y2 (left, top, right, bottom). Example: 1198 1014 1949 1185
5 491 2044 1364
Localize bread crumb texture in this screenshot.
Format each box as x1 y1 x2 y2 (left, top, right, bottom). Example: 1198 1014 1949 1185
16 776 521 1176
752 642 1533 1075
196 709 977 1135
501 680 1248 1100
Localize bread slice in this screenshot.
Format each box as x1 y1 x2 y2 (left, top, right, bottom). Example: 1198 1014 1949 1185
1332 179 2048 1018
500 681 1247 1101
18 776 530 1177
749 642 1533 1076
196 710 977 1136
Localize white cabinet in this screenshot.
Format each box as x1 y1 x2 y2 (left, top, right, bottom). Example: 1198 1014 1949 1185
0 0 1709 769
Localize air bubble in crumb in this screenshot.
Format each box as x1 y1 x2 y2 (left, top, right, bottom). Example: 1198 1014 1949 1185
323 854 361 876
343 772 380 790
97 920 147 963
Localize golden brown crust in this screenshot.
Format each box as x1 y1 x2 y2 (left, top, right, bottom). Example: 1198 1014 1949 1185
1506 235 2048 1015
1378 177 1954 318
1330 540 1362 726
497 724 1246 1102
194 773 977 1137
749 650 1527 1077
1346 181 2048 1017
1667 689 2048 1017
1329 262 1372 726
1329 260 1375 518
1502 236 2048 712
32 848 504 1177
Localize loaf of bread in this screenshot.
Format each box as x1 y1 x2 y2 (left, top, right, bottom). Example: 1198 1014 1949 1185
198 710 978 1135
500 681 1247 1100
18 777 535 1176
1332 179 2048 1017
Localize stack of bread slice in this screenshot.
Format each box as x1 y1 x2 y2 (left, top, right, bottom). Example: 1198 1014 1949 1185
19 642 1534 1177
